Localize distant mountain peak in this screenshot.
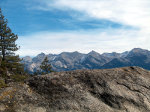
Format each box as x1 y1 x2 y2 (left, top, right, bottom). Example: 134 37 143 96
88 50 100 56
73 51 80 53
22 56 32 62
22 48 150 73
131 48 146 52
89 50 98 53
128 48 150 57
23 56 31 59
130 48 150 54
37 52 45 56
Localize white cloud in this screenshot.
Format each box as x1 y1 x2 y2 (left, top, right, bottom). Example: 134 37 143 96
44 0 150 30
18 0 150 56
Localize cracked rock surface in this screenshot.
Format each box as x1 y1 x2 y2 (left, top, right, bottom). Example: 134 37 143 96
0 66 150 112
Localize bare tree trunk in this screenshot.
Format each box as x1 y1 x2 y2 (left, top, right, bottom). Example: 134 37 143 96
1 37 5 61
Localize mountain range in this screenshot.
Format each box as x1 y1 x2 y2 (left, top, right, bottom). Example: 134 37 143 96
22 48 150 73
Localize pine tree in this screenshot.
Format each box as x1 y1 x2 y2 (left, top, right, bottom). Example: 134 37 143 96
40 57 53 75
5 55 24 74
0 8 24 76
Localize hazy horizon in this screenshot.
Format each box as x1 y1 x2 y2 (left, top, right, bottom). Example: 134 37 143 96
22 47 149 58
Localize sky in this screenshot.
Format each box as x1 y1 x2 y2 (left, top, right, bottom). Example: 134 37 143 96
0 0 150 56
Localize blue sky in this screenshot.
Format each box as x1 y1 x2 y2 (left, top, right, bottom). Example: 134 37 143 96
0 0 150 56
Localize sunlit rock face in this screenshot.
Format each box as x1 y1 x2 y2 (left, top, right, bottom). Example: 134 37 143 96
0 67 150 112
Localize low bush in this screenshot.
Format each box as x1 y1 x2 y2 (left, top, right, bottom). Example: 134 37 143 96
10 74 29 82
0 79 7 88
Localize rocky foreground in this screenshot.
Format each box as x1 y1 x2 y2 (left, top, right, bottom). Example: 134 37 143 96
0 67 150 112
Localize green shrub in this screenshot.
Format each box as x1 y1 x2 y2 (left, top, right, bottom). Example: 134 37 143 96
10 74 29 82
0 79 7 88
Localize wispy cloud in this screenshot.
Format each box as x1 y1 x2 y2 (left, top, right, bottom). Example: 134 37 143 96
39 0 150 30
